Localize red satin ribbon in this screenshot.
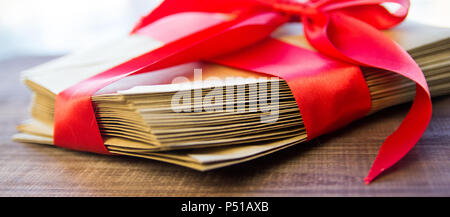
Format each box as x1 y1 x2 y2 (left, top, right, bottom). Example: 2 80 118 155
54 0 431 184
210 39 372 142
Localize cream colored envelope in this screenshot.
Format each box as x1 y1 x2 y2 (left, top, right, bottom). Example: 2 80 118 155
14 20 450 170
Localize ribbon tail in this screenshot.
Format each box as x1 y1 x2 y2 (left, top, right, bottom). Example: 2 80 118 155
305 11 432 183
364 86 431 184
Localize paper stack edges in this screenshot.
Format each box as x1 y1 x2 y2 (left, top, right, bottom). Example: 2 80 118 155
14 21 450 171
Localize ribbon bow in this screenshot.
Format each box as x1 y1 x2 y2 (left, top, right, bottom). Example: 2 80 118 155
54 0 431 184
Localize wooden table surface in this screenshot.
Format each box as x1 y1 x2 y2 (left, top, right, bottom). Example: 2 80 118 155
0 56 449 197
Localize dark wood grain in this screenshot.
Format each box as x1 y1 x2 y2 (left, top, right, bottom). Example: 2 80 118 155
0 56 449 196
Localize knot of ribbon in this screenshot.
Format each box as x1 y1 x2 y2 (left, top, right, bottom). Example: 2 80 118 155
54 0 431 184
270 0 325 19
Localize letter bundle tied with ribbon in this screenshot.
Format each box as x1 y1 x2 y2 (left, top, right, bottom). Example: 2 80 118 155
14 0 450 184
